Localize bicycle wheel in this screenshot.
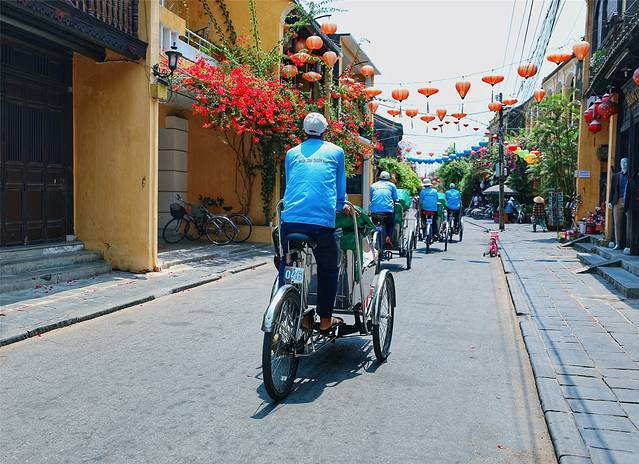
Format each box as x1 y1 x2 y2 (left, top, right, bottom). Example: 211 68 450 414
228 213 252 242
425 224 431 254
162 218 186 244
443 223 449 251
205 216 237 245
372 272 395 362
459 220 464 242
262 287 301 401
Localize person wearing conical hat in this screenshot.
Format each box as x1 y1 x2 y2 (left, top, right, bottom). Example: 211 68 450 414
532 196 547 232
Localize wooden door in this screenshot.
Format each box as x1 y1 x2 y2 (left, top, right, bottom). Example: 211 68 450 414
0 30 73 246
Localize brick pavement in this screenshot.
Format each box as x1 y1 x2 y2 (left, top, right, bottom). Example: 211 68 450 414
495 222 639 464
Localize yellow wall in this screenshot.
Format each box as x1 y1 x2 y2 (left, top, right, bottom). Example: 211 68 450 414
73 1 160 271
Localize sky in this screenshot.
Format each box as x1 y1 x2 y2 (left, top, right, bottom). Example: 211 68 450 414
327 0 587 156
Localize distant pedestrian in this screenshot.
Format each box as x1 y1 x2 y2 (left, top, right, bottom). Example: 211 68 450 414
532 196 547 232
504 196 516 223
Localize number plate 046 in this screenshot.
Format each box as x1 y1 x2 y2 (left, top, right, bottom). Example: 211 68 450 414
285 266 304 284
426 218 433 224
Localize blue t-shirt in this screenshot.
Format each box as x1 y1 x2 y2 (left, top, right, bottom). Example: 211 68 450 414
419 187 439 211
281 139 346 228
369 180 398 213
445 189 461 210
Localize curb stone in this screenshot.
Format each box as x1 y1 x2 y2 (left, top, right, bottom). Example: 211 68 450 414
0 260 268 347
499 249 592 464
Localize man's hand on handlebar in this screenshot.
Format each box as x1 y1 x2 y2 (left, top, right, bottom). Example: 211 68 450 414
342 204 359 217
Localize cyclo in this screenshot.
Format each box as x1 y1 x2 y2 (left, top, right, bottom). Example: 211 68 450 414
261 201 396 401
370 188 415 272
419 192 448 252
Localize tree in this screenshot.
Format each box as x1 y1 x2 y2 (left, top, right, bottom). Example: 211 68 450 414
377 157 422 195
525 93 580 198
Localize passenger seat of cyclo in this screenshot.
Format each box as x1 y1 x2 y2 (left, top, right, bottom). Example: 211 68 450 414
369 171 398 246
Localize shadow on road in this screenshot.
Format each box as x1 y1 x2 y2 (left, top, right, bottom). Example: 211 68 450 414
252 337 384 418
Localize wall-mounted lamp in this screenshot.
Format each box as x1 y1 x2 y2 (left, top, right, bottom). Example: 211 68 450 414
152 42 182 83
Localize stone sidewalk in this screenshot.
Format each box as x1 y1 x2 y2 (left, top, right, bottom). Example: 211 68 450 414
0 243 273 346
495 222 639 464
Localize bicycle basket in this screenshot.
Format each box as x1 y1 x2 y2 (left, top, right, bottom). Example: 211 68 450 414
170 203 186 219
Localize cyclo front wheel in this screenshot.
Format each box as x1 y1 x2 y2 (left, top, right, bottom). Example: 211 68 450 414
262 287 301 401
372 271 395 362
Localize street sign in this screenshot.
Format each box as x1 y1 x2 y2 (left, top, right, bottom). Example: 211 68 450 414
574 170 591 178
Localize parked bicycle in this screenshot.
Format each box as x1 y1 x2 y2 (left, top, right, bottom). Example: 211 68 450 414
199 195 253 243
162 194 237 245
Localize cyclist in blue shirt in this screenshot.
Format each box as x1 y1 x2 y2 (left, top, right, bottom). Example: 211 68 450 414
445 183 462 231
280 112 351 332
369 171 398 247
419 179 439 240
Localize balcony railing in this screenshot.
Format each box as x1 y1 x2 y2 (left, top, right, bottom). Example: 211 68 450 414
64 0 138 36
589 10 639 81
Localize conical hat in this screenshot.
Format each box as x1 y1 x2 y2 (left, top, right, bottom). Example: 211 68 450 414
533 196 545 204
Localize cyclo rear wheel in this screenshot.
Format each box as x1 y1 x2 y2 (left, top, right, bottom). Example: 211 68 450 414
373 230 383 274
372 271 395 362
262 287 300 401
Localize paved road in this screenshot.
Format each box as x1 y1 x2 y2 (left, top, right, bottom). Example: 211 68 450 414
1 223 555 463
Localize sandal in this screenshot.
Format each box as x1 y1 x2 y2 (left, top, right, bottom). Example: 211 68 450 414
301 314 314 331
319 316 344 334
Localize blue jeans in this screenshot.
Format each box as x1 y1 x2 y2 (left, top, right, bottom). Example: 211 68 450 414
372 212 395 243
278 222 339 319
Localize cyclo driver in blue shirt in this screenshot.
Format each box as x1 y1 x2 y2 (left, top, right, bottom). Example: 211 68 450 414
369 171 398 248
419 179 439 240
280 112 351 333
445 183 462 231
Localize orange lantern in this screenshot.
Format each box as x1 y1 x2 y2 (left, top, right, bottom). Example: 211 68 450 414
534 88 546 103
360 65 375 77
502 98 518 106
463 123 469 127
572 41 590 61
546 53 572 65
432 127 439 131
473 127 479 131
387 109 401 117
420 115 435 123
488 102 503 112
455 80 471 112
306 35 323 51
418 87 438 112
517 63 538 79
451 112 466 120
444 120 451 124
368 101 379 113
320 22 337 35
364 87 382 99
391 88 409 102
436 108 447 121
405 108 418 127
294 51 310 64
482 75 505 86
321 51 338 67
302 71 322 82
281 64 298 79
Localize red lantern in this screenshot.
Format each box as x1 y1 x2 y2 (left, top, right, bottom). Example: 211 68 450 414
573 41 590 61
517 63 538 79
634 67 639 86
502 98 518 106
463 123 469 127
306 35 323 51
588 119 602 134
451 112 466 120
432 127 439 131
436 108 447 121
368 101 379 113
387 109 401 117
546 53 572 65
482 75 505 86
583 106 595 124
360 65 375 78
302 71 322 82
444 120 451 124
364 87 382 99
455 80 471 99
281 64 298 78
598 100 618 120
488 102 503 112
417 87 438 112
473 127 479 131
321 51 338 67
420 115 435 123
320 23 337 35
592 98 602 118
405 109 418 118
294 52 310 64
416 151 422 155
391 88 409 102
534 88 546 103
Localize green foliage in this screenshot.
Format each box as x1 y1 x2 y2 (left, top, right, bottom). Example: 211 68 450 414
525 93 579 198
378 158 422 196
437 159 471 190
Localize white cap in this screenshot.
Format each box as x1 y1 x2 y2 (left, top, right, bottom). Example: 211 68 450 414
303 112 328 136
379 171 391 180
450 183 456 189
423 179 432 187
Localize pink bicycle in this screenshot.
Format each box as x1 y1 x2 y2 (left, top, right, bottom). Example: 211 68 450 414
484 231 500 257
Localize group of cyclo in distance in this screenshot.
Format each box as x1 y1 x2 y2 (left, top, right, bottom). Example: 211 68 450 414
370 173 464 258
